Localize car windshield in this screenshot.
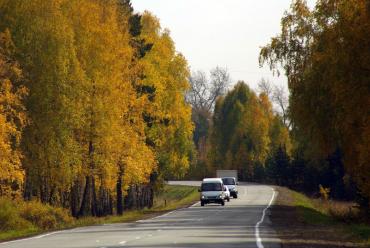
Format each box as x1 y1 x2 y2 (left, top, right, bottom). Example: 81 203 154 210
222 178 235 185
201 182 222 191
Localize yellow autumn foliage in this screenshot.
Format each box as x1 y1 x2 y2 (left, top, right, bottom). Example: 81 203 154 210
0 30 27 197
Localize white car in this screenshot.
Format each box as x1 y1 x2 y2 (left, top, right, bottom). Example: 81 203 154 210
199 178 226 206
222 177 238 198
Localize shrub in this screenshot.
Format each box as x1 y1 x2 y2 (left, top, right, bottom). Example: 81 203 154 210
0 198 32 231
319 185 330 201
19 201 73 230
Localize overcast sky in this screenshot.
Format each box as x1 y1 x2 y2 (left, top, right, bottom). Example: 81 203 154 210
131 0 316 90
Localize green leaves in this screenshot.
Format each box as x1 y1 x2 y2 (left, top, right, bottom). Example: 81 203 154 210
208 81 290 181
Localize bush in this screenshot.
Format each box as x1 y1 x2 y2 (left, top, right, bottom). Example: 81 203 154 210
0 198 32 231
19 201 73 230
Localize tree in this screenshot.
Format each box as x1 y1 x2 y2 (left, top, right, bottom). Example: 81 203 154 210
66 0 157 216
257 78 273 98
209 82 273 180
137 12 194 180
258 78 290 127
0 0 158 216
260 0 370 207
186 67 230 178
0 0 89 205
269 115 292 154
0 29 27 198
187 67 231 113
272 85 289 127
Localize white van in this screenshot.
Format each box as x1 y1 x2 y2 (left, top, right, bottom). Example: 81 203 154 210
199 178 226 206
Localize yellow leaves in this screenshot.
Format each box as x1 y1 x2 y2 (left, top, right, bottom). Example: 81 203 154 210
0 0 193 209
136 12 194 178
123 138 157 187
0 31 27 197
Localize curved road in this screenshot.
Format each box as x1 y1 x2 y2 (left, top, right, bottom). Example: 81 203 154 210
0 182 281 248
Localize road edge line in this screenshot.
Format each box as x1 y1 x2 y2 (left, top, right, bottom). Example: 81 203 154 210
0 231 63 245
255 188 276 248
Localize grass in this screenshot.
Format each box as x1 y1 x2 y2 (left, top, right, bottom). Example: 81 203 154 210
153 184 199 211
0 184 199 242
293 191 337 225
291 190 370 244
272 186 370 247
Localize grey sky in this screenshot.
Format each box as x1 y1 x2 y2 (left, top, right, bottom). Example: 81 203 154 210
131 0 316 90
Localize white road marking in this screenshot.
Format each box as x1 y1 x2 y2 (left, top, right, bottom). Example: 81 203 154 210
119 240 127 245
35 231 62 239
135 236 141 240
0 231 62 245
255 188 276 248
147 234 153 237
136 208 177 223
152 210 175 219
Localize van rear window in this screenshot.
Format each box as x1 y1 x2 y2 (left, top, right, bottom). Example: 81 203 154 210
222 178 235 185
201 183 222 191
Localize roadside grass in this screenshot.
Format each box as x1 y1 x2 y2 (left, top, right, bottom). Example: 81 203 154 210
153 184 199 211
272 186 370 247
0 184 199 242
293 191 337 225
292 190 370 244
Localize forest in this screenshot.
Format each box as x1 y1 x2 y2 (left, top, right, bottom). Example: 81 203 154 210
0 0 369 225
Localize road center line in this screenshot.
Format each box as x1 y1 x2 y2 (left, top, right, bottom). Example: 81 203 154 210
255 188 276 248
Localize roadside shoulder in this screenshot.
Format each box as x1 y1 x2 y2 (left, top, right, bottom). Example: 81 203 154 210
271 186 369 248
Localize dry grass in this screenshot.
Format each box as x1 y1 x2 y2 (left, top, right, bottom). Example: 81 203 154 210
0 198 73 241
0 185 199 242
271 186 370 248
314 199 360 222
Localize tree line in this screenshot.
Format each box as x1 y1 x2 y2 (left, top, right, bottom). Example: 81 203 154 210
0 0 194 217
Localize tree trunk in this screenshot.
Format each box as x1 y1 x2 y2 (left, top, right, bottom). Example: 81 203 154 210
70 183 79 217
78 175 97 217
116 173 123 215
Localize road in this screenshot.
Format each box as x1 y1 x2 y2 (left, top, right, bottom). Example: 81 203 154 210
0 182 281 248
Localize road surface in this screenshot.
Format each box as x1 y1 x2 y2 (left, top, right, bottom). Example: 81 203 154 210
0 182 281 248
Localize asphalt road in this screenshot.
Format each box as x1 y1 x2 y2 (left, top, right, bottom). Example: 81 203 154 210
0 181 281 248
